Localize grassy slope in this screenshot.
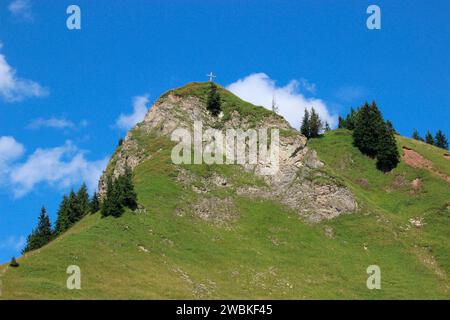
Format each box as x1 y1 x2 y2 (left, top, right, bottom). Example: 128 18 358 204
1 129 448 299
0 85 448 299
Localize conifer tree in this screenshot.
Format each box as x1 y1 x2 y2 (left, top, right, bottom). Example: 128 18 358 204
77 183 90 216
116 166 138 211
353 101 384 157
55 195 70 234
324 122 331 132
23 207 53 253
425 131 435 145
207 83 221 116
90 192 100 213
68 190 82 224
376 122 400 172
300 109 310 137
412 128 423 141
309 108 322 138
345 108 357 130
101 175 124 218
338 116 345 129
10 257 19 267
386 120 398 135
435 130 449 150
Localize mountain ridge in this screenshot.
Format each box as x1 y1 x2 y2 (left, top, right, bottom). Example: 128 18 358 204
1 82 448 299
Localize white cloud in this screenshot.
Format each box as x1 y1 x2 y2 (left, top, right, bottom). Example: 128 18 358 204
227 73 337 129
0 45 49 102
8 0 33 21
0 136 25 164
9 141 108 198
0 235 26 252
116 95 150 130
27 117 75 130
0 137 107 198
0 136 25 179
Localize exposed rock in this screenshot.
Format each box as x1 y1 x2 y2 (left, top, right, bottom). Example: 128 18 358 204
138 245 149 253
191 197 238 224
411 178 423 190
98 84 358 222
409 217 425 228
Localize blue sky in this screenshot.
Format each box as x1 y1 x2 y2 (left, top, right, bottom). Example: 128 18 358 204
0 0 449 263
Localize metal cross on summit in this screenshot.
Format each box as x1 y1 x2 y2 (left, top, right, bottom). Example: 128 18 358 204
206 72 216 82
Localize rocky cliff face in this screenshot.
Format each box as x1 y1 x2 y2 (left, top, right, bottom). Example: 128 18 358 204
99 82 357 222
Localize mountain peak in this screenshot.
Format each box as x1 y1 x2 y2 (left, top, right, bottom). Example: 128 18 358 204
98 82 357 223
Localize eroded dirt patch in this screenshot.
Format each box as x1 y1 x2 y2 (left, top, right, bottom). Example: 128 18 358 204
444 154 450 161
402 147 450 183
402 147 433 169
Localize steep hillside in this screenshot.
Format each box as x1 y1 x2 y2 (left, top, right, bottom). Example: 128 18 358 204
1 83 448 299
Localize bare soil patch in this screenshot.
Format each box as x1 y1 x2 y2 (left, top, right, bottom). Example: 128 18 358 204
402 147 450 183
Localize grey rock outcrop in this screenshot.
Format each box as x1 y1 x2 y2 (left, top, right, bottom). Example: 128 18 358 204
98 85 357 222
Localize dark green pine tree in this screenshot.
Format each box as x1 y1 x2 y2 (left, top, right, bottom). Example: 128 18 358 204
412 128 423 141
23 207 53 253
376 122 400 172
425 131 435 145
435 130 449 150
55 194 70 234
206 82 221 116
353 101 384 157
101 175 124 218
324 122 331 132
300 109 310 137
345 107 357 130
116 166 138 211
338 116 345 129
386 120 398 135
10 257 19 267
76 183 90 216
309 108 322 138
90 191 101 213
68 190 83 225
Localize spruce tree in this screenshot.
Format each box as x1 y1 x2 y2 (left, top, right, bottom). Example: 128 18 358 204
309 108 322 138
101 175 124 218
207 83 221 116
345 108 357 130
412 129 422 141
55 195 70 234
353 101 384 157
425 131 435 145
376 122 400 172
77 183 90 216
324 122 331 132
90 192 100 213
116 166 138 211
23 207 53 253
386 120 398 135
300 109 310 138
68 190 82 225
10 257 19 267
435 130 449 150
338 116 345 129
